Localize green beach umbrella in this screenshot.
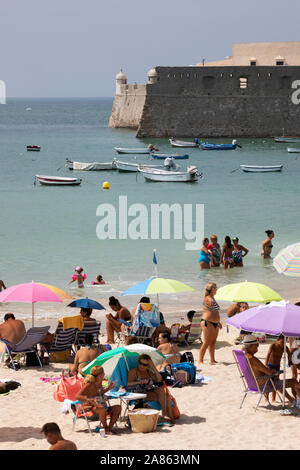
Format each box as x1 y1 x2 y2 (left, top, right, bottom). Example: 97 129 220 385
215 281 282 303
82 343 166 377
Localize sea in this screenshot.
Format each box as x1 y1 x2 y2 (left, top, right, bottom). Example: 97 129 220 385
0 97 299 322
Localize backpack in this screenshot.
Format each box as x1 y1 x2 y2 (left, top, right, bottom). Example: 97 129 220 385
171 362 196 384
25 352 41 367
180 351 194 364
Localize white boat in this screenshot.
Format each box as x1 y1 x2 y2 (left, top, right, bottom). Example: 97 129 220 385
35 175 82 186
114 147 153 154
240 164 283 173
138 166 201 182
275 137 300 143
115 160 164 172
169 138 199 148
287 147 300 153
66 159 117 171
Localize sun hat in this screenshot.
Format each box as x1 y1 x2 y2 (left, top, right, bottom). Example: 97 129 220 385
75 266 83 272
232 237 239 241
242 334 259 346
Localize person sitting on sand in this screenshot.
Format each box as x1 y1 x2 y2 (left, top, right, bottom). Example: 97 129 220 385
199 283 222 365
127 354 175 425
265 334 292 402
261 230 274 259
242 335 297 403
198 238 211 269
69 335 101 376
75 366 121 435
157 332 181 371
79 308 96 323
91 274 105 285
41 422 77 450
0 280 6 292
221 236 234 269
106 296 131 344
0 313 26 344
179 310 195 337
68 266 86 288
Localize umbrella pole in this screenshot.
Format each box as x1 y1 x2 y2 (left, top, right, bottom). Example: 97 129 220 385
283 336 287 408
122 353 130 372
157 293 159 311
32 304 34 327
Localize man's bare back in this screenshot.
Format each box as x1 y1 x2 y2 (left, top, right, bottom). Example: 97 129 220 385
0 319 26 344
49 439 77 450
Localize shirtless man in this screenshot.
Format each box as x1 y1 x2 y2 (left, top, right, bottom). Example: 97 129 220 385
243 335 297 403
0 313 26 344
41 422 77 450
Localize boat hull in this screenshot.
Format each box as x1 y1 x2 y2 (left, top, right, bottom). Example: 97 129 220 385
201 144 237 150
66 160 117 171
287 147 300 153
36 175 82 186
138 168 199 182
169 139 199 148
275 137 300 143
240 165 283 173
114 147 150 154
151 153 189 160
115 160 163 172
27 146 40 151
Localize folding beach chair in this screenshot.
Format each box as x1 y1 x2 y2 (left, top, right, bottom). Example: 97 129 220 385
186 312 202 345
46 322 77 360
2 326 50 371
232 349 283 411
74 321 101 349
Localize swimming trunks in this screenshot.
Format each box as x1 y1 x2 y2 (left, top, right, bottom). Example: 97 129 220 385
267 363 280 373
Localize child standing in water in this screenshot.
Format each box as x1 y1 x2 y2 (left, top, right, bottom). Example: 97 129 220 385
68 266 86 288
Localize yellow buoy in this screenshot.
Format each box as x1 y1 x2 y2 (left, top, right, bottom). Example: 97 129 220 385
102 181 110 190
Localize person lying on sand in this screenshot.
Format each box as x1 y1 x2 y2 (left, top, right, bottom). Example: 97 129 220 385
75 366 121 435
243 335 297 403
41 422 77 450
0 380 21 394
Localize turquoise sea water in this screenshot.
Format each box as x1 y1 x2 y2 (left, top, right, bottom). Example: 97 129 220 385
0 98 299 319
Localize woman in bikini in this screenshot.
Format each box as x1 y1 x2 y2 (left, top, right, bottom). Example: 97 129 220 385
198 238 211 269
106 296 131 344
75 366 121 435
156 332 181 371
261 230 274 259
232 237 249 267
69 334 101 376
198 282 222 365
221 236 234 269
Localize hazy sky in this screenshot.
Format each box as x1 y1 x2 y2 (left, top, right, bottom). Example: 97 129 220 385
1 0 300 97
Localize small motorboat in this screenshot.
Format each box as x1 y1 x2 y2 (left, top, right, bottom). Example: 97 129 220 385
151 153 189 160
275 137 300 143
65 159 117 171
138 165 201 182
240 164 283 173
169 138 199 148
201 139 240 150
27 145 40 151
35 175 82 186
115 160 164 172
114 144 158 154
287 147 300 153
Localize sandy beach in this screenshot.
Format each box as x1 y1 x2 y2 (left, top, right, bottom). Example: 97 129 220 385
1 297 299 451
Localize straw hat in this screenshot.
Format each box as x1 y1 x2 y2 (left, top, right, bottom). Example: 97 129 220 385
242 335 259 346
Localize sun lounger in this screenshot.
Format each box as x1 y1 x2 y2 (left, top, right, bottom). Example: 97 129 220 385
186 312 202 344
74 321 101 348
46 322 76 360
2 326 50 371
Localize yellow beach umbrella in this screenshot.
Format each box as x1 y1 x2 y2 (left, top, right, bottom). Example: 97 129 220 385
215 281 282 303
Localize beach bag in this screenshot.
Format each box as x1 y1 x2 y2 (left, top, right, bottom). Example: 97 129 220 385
51 350 70 363
163 383 180 419
180 351 194 364
171 362 196 384
53 374 84 402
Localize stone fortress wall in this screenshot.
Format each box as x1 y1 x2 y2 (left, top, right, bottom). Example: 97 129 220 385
109 43 300 138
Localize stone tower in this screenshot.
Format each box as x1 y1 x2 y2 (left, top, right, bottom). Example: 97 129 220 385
115 69 127 95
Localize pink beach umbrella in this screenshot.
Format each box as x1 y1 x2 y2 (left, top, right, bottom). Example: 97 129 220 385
0 282 73 326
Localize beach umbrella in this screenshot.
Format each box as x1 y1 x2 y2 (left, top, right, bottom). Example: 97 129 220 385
226 300 300 409
0 282 73 327
82 343 166 388
215 281 282 303
273 243 300 277
67 297 105 311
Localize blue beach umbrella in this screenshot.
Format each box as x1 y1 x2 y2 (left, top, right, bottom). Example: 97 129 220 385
67 297 105 310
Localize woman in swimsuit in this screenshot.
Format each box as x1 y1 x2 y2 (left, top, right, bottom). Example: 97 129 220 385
208 235 221 267
198 238 211 269
75 366 121 435
198 282 222 365
220 236 234 269
156 331 181 371
261 230 274 259
232 237 249 267
106 296 131 344
69 334 101 376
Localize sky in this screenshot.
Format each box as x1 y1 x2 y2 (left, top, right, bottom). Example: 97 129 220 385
1 0 300 97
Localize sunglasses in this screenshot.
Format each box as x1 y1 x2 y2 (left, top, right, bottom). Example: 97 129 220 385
139 362 149 367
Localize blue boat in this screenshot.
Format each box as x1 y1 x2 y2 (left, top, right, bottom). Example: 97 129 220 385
200 139 241 150
151 153 189 160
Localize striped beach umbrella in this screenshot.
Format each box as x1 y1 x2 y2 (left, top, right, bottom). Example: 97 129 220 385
273 243 300 277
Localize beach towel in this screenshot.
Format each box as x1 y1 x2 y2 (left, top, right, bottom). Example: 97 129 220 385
132 303 160 332
58 315 84 331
